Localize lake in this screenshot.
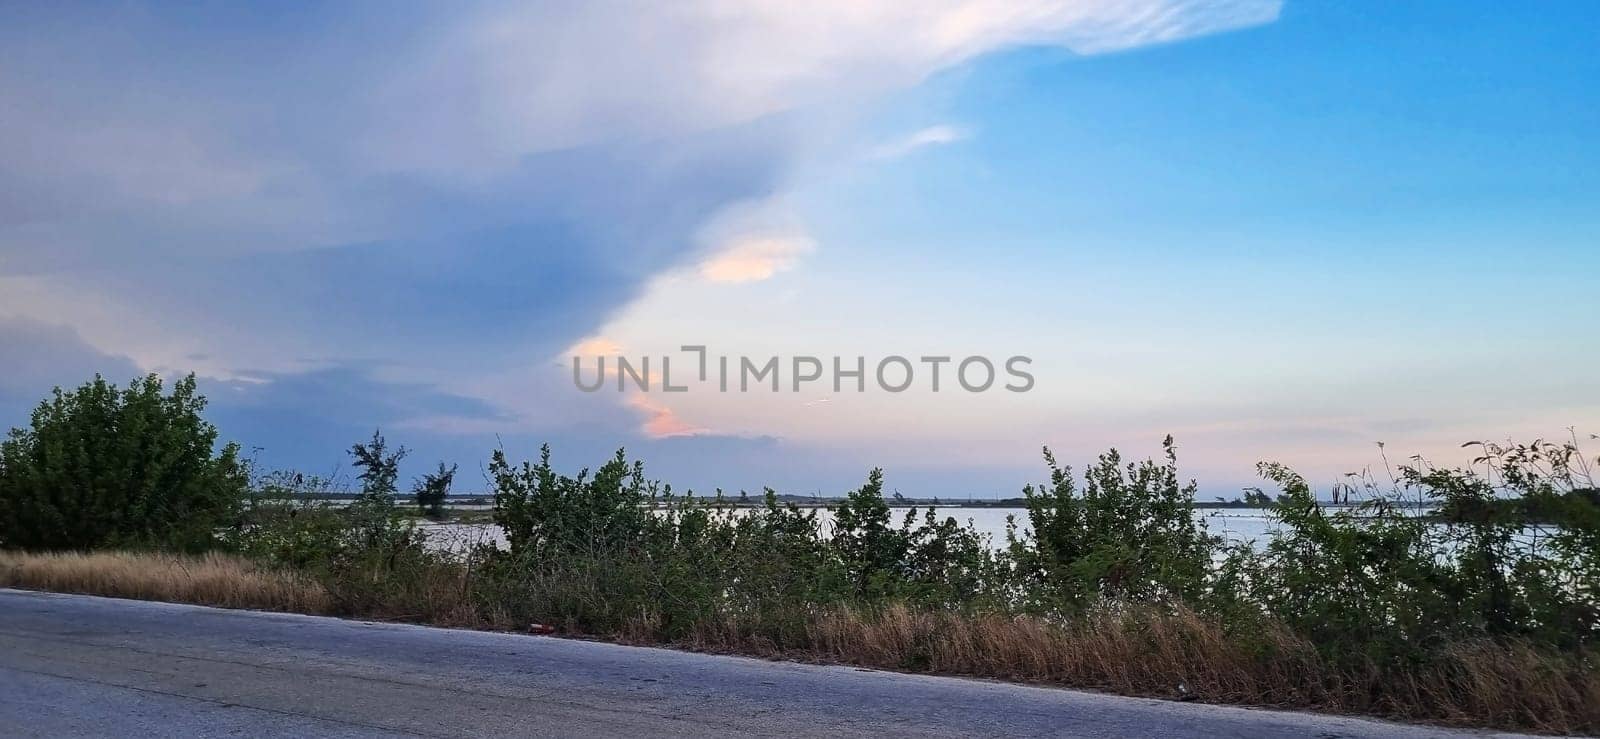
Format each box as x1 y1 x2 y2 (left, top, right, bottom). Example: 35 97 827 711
417 507 1284 554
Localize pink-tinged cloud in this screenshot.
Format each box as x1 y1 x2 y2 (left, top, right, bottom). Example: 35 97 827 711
567 336 625 358
628 394 706 438
698 235 816 283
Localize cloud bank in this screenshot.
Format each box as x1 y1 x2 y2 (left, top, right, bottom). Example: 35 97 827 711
0 1 1280 487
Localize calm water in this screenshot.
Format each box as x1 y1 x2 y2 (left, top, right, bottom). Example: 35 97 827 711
417 508 1283 554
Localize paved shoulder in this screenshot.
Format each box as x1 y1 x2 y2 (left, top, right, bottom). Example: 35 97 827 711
0 589 1519 738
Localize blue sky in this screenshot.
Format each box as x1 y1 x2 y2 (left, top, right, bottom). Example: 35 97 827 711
1 1 1594 497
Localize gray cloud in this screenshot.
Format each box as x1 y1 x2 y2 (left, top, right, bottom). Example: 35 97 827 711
0 1 1280 486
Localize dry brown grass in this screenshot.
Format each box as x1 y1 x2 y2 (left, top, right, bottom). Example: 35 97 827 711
679 604 1600 734
0 550 332 614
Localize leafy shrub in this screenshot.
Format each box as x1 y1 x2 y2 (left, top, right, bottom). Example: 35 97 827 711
1414 439 1599 647
832 468 911 598
0 374 246 551
1211 463 1452 664
490 444 655 560
833 469 1006 607
234 433 432 598
482 446 1009 639
229 469 353 571
1214 438 1600 668
1009 436 1217 609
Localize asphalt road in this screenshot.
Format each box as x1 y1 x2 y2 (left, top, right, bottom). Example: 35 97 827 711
0 588 1527 738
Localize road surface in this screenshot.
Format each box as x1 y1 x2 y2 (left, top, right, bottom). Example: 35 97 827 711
0 588 1524 738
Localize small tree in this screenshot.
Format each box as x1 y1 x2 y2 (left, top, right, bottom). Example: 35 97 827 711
350 429 406 500
413 462 457 518
0 374 246 551
347 429 408 547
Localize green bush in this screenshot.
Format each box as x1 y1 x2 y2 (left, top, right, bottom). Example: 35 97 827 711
481 446 1011 639
489 445 656 560
1210 463 1452 664
1009 436 1218 609
831 468 911 598
480 435 1600 678
0 374 246 551
833 469 1006 607
230 470 353 571
1212 438 1600 667
232 434 434 614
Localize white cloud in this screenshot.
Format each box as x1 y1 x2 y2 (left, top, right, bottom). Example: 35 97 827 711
369 0 1283 174
698 234 817 283
0 0 1281 425
872 124 972 159
1 0 1280 256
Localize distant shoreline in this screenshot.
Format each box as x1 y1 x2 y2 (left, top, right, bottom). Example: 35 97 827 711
261 492 1393 509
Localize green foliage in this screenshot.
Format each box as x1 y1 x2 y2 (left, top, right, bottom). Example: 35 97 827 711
832 469 1005 606
1010 435 1217 608
493 436 1600 655
898 507 1006 608
1213 438 1600 667
413 462 456 518
229 470 353 570
489 444 654 560
234 432 428 584
350 429 405 496
232 435 436 615
0 374 246 551
482 446 1008 639
1416 439 1599 647
832 468 907 597
1211 464 1451 664
346 429 412 550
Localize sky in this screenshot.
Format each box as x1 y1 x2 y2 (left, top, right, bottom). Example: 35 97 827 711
2 1 1596 498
